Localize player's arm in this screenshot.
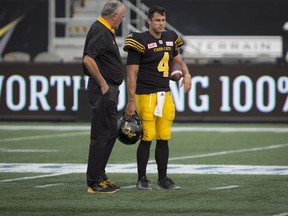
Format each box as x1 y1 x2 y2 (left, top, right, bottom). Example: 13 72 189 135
83 55 109 94
173 54 191 93
169 30 191 92
173 54 190 77
123 33 143 116
126 64 139 116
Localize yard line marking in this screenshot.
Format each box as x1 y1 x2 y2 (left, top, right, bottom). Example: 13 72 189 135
35 183 64 188
164 143 288 163
1 163 288 175
0 163 87 173
0 125 287 133
0 131 88 143
212 185 240 190
171 127 288 133
272 213 288 216
0 125 90 131
0 172 70 183
121 185 136 189
0 148 59 153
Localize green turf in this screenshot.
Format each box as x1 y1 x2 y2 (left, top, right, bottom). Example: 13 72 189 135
0 122 288 215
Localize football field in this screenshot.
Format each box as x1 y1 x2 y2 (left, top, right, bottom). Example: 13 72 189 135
0 121 288 216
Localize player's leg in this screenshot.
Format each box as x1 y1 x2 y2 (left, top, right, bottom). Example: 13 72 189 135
155 92 179 190
135 94 157 190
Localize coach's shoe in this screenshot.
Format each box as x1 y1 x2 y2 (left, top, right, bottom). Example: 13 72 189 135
136 176 152 190
105 179 120 191
157 177 180 190
87 181 119 194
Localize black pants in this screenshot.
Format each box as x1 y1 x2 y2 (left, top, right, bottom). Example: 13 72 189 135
86 78 119 186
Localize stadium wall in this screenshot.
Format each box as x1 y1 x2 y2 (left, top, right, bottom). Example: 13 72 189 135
0 63 287 122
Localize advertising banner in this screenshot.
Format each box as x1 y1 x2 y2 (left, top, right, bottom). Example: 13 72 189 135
0 63 287 122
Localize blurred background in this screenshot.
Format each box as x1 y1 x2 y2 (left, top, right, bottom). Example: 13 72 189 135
0 0 287 122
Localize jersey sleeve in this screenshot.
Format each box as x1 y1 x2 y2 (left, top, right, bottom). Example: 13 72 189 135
123 32 145 54
168 30 184 48
126 49 142 65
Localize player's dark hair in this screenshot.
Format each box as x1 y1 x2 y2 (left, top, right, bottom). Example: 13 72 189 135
147 5 166 19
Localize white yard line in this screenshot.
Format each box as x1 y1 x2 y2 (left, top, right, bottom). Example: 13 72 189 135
35 183 64 188
0 125 90 131
0 172 70 183
0 164 288 175
0 148 59 153
121 185 137 189
0 131 88 143
212 185 240 190
171 127 288 133
272 213 288 216
165 143 288 163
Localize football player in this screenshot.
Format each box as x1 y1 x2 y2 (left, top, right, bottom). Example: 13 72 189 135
123 5 191 190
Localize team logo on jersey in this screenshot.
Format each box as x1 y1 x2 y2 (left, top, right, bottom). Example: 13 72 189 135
166 41 174 46
159 40 163 44
148 42 157 49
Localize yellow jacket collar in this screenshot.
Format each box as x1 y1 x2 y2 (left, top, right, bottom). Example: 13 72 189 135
98 16 115 34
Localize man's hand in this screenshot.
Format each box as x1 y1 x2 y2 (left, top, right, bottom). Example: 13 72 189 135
125 101 136 116
180 74 192 93
100 83 109 94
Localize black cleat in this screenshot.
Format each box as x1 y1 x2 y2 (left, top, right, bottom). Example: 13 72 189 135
87 181 119 194
157 177 180 190
136 176 152 190
105 179 120 191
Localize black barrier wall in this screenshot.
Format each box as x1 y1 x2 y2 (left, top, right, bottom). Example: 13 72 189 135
0 63 287 122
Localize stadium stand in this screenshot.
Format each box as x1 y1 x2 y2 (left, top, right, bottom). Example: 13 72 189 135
46 0 285 64
48 0 185 62
33 51 62 63
3 51 31 62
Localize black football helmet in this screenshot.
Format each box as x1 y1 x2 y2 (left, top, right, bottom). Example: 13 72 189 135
117 111 143 145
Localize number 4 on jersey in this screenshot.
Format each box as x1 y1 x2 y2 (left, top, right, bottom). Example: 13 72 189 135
157 52 169 78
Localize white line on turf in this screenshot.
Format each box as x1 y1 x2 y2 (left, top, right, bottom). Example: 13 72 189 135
171 127 288 133
0 164 287 183
0 131 88 143
121 184 159 190
0 125 90 131
164 143 288 163
272 213 288 216
212 185 240 190
0 148 59 153
35 183 64 188
1 164 288 175
0 172 70 183
121 185 136 189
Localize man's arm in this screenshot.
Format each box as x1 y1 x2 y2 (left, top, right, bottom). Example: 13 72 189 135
173 54 192 93
83 55 109 94
125 64 139 116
